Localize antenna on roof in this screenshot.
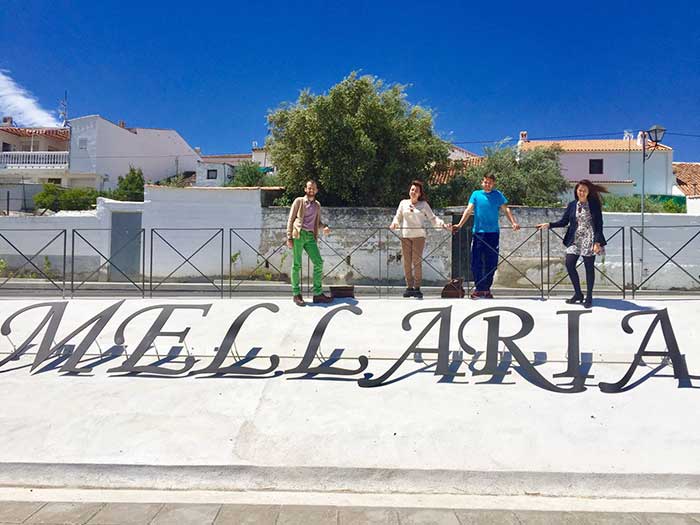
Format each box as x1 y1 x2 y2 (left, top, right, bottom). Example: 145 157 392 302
623 129 633 140
59 91 69 127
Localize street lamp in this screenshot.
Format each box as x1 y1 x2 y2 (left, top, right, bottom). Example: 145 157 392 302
640 124 666 277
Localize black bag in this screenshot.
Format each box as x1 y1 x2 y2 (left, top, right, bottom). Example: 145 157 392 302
441 278 465 299
330 285 355 298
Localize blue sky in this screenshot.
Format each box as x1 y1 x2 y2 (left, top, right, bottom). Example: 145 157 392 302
2 0 700 160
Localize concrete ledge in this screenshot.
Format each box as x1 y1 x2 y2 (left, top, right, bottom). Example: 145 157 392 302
1 463 699 500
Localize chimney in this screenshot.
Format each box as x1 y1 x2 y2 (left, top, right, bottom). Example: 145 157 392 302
519 130 528 142
1 116 14 127
118 120 126 128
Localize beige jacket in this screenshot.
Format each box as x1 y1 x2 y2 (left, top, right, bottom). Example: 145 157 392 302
287 196 327 240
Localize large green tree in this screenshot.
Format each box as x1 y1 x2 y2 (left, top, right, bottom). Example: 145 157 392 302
266 72 449 206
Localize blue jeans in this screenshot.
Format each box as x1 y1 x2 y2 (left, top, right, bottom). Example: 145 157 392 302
471 232 499 291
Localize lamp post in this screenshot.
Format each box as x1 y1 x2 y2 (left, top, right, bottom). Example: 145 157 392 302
640 124 666 276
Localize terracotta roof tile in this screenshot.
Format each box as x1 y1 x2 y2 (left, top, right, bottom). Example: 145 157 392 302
0 127 70 140
430 157 486 185
519 139 672 153
674 162 700 196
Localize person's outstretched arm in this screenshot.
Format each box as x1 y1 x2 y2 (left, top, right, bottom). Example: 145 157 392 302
452 203 474 232
501 204 520 231
422 202 451 231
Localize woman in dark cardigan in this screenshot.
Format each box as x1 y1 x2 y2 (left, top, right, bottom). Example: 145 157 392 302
537 180 607 308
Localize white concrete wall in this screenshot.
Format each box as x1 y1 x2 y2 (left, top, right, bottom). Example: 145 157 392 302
687 196 700 215
0 209 108 277
251 148 275 172
143 186 262 279
559 150 673 196
69 116 200 190
195 162 234 187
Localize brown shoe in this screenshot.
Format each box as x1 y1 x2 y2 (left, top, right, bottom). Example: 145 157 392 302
470 290 482 299
312 293 333 304
293 294 306 307
483 290 494 299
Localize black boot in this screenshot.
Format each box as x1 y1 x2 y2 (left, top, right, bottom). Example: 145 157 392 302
413 287 423 299
583 294 592 308
565 293 584 304
403 287 414 298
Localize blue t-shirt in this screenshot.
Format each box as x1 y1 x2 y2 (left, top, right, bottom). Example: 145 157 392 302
468 190 507 233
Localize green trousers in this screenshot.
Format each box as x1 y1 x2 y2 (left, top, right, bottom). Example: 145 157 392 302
291 230 323 295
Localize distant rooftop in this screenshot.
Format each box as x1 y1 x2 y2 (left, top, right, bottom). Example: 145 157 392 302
674 162 700 196
0 127 70 140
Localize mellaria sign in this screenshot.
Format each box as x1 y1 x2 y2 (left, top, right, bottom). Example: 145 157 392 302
0 301 695 393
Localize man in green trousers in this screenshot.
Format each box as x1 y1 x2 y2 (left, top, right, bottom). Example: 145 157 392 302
286 180 333 306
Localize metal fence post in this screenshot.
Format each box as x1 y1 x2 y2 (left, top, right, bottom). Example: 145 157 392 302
621 226 626 300
62 229 67 299
630 227 635 299
149 228 154 299
70 229 75 298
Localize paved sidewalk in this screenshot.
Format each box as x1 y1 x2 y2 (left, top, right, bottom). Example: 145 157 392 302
0 502 699 524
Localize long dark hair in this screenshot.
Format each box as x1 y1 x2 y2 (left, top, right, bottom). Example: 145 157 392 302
410 180 426 202
574 179 607 206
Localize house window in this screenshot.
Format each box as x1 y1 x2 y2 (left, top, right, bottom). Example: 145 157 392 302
78 138 88 150
589 159 603 175
48 178 62 185
207 169 218 180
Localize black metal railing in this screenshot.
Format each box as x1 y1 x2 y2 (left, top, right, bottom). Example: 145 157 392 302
547 226 626 298
0 229 66 296
150 228 224 298
71 228 146 297
0 225 697 298
630 225 700 296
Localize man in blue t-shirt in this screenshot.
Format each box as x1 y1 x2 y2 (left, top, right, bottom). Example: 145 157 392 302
453 174 520 298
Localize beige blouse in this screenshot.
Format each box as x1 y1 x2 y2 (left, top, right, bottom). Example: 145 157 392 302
391 199 445 239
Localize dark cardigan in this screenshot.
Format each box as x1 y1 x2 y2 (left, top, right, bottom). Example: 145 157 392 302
549 199 606 248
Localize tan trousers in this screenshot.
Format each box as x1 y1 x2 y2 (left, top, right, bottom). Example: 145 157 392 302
400 237 426 288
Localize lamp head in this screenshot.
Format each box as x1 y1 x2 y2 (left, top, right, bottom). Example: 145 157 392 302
647 124 666 143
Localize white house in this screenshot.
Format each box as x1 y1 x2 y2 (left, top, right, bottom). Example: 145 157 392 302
195 161 235 187
193 146 276 187
517 131 674 196
1 115 200 190
0 118 71 186
69 115 200 190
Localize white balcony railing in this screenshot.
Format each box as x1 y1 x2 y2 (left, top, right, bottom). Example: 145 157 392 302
0 151 69 169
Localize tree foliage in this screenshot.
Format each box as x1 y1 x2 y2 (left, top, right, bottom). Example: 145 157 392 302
34 184 98 211
111 166 145 201
428 145 568 208
266 72 449 206
229 160 265 187
602 194 686 213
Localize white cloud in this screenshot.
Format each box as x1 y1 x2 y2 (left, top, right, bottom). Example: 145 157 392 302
0 70 61 127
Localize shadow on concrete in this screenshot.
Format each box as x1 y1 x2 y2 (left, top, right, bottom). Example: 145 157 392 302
306 298 360 308
286 348 363 382
591 298 653 311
